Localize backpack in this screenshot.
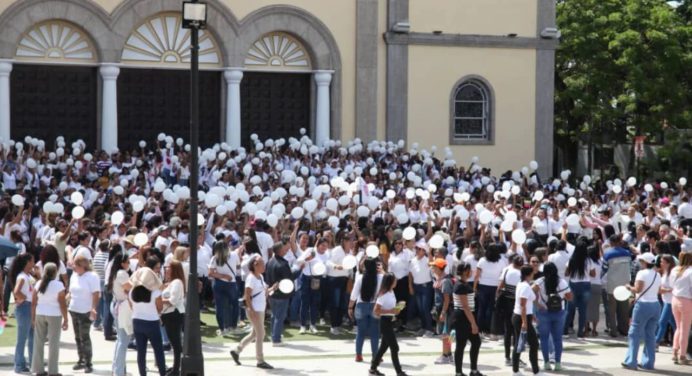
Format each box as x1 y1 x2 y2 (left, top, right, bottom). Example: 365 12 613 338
546 292 563 312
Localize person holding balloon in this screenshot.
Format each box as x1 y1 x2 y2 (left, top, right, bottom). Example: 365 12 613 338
266 241 294 345
296 236 330 334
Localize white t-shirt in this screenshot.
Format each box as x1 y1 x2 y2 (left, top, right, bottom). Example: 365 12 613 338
162 279 186 314
548 250 571 278
477 257 507 287
661 272 674 304
113 269 130 301
463 254 479 283
376 290 397 315
534 277 571 310
246 273 266 312
74 245 93 261
15 272 33 303
635 268 661 303
35 280 65 316
35 260 67 280
513 281 536 315
500 267 522 286
389 249 412 280
409 256 432 284
567 259 596 283
68 271 100 313
208 253 240 281
350 273 384 304
671 268 692 300
130 288 162 321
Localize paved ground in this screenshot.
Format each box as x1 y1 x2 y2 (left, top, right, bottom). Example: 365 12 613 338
0 326 690 376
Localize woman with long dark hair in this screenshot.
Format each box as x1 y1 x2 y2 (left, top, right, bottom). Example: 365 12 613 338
110 252 132 376
533 262 572 372
10 252 35 373
655 255 676 346
474 243 507 337
497 254 522 365
31 262 68 376
349 257 383 362
565 239 596 338
453 262 484 376
585 245 603 337
35 244 68 285
369 272 407 376
512 266 540 375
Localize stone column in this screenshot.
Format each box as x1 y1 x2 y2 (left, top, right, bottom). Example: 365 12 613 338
224 68 243 148
314 71 332 146
0 60 12 142
100 64 120 152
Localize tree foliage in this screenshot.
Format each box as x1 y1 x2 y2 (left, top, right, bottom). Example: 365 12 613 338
555 0 691 152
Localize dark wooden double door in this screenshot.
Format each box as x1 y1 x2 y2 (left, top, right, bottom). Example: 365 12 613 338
241 72 311 148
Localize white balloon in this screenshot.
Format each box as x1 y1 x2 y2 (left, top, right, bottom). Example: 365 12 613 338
567 197 577 207
511 229 527 244
291 207 305 219
529 161 538 170
279 279 294 294
680 177 687 186
312 263 327 276
501 220 514 232
457 208 470 221
342 255 357 269
533 191 544 201
266 214 279 228
511 185 521 195
479 210 493 224
428 235 444 249
366 245 380 258
327 216 340 228
11 194 24 207
132 201 145 213
54 203 64 214
113 186 124 195
356 206 370 218
111 211 124 226
204 193 221 208
303 199 318 213
613 285 632 302
397 213 409 224
403 227 416 240
627 177 637 187
215 205 228 216
505 211 518 223
326 198 338 212
42 201 54 214
612 185 622 194
134 233 148 247
71 206 85 220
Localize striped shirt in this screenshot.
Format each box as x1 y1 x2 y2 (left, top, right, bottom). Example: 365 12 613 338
92 251 109 282
453 282 475 312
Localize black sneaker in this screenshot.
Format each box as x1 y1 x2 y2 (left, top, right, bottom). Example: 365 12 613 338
230 350 241 365
84 364 93 373
369 369 385 376
72 363 85 371
470 371 485 376
257 362 274 370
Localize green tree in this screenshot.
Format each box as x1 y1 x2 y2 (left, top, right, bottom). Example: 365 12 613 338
555 0 691 176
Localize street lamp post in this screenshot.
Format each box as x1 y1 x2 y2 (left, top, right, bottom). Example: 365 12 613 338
181 1 207 375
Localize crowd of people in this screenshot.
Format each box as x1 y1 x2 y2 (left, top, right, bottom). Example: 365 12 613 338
0 132 690 376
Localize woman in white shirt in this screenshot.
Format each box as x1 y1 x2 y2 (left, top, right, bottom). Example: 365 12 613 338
388 235 412 331
161 260 186 376
512 265 539 375
655 255 676 346
348 257 383 362
208 241 240 335
30 263 68 376
109 252 131 376
130 256 166 376
671 252 692 365
586 245 603 337
533 262 573 372
622 253 662 370
564 240 596 338
473 243 507 336
496 254 523 364
230 255 277 370
369 272 407 376
10 252 35 374
68 255 101 373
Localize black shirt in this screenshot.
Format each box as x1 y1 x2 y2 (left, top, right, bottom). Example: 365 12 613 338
266 254 292 299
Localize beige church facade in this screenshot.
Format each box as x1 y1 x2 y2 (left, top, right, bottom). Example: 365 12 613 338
0 0 557 177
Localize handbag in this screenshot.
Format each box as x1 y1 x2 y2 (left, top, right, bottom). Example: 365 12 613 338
309 262 321 290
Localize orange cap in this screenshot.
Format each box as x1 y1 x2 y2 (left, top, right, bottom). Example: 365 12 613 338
429 258 447 269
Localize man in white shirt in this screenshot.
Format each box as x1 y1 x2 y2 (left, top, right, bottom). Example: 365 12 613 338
254 221 275 262
326 233 353 334
408 240 434 337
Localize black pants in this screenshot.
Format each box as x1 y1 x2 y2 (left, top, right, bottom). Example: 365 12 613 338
371 317 403 374
161 310 184 375
512 314 539 373
394 276 410 326
453 310 481 374
499 296 515 359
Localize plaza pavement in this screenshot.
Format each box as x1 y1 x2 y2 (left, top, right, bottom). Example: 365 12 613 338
0 326 689 376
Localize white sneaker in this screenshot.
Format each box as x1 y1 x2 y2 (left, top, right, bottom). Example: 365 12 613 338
319 318 327 326
416 329 426 336
512 373 524 376
299 326 307 334
310 325 319 334
423 330 434 338
272 342 284 347
216 329 224 336
330 327 341 335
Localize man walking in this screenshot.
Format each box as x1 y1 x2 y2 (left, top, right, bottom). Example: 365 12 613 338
266 241 293 346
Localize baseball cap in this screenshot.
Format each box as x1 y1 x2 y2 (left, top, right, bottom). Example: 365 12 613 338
429 258 447 270
637 252 656 265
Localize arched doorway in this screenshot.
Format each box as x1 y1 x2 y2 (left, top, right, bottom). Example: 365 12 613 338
10 20 98 147
117 12 223 150
240 32 312 147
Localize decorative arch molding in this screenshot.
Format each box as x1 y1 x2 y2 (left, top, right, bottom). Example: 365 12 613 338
0 0 110 61
244 31 312 71
110 0 238 66
15 20 98 63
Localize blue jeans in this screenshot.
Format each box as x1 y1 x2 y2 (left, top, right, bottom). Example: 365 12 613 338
624 301 660 369
133 319 166 376
113 326 131 376
213 279 238 330
269 298 290 343
566 281 591 336
94 280 105 327
328 276 348 328
475 284 496 333
289 278 302 322
14 301 34 372
537 309 566 363
236 277 247 321
655 302 676 344
103 291 114 338
300 275 321 326
409 282 433 331
355 302 379 356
